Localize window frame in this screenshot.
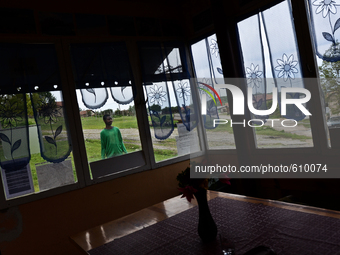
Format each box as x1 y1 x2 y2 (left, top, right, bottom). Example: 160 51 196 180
188 32 239 155
0 36 208 209
0 38 86 209
61 37 206 185
231 0 328 156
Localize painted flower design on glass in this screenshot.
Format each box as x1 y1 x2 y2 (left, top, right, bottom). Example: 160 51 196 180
37 99 63 155
176 82 191 101
148 84 167 106
313 0 340 45
210 39 219 58
0 97 24 161
313 0 340 17
38 101 62 124
246 64 263 88
275 54 298 81
0 100 23 129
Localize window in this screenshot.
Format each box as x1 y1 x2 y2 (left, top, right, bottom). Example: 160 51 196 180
70 42 145 179
237 0 313 148
0 43 77 200
191 34 236 150
139 42 201 162
307 0 340 148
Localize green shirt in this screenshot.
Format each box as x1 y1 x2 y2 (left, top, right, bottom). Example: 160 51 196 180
100 127 127 159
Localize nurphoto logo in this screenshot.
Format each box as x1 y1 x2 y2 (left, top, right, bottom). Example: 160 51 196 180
199 82 312 128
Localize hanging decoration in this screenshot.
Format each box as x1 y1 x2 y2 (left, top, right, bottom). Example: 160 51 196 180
261 2 307 121
238 13 268 124
165 44 198 132
0 94 30 171
274 53 305 121
70 42 136 109
246 63 268 123
191 37 220 129
0 43 73 167
30 92 72 163
140 42 198 139
145 82 173 140
110 80 134 105
208 35 224 84
198 80 221 129
80 87 109 109
308 0 340 62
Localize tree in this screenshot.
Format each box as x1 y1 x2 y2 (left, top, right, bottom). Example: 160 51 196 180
149 104 161 113
318 43 340 116
128 105 135 116
115 108 122 116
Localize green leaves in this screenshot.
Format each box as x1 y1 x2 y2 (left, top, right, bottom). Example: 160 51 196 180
54 125 62 139
160 116 166 127
0 133 22 156
11 139 21 154
45 136 56 147
45 125 63 153
0 133 11 145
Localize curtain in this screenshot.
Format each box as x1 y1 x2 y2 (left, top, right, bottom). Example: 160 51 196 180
308 0 340 62
0 94 30 171
0 43 72 167
238 14 268 123
140 43 175 140
70 42 136 109
262 1 306 121
207 34 224 84
30 92 72 163
191 36 220 129
139 42 198 139
165 43 198 132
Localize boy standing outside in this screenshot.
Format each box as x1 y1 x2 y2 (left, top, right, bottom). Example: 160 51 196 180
100 114 127 159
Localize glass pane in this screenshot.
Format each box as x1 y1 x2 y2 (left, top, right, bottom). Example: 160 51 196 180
140 43 201 162
191 35 236 149
29 90 76 193
307 0 340 147
238 1 313 148
0 43 77 199
70 42 142 177
76 89 141 165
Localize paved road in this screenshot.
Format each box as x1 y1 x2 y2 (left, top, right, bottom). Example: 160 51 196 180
83 120 313 150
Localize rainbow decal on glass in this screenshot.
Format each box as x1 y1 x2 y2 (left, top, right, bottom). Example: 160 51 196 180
198 82 222 106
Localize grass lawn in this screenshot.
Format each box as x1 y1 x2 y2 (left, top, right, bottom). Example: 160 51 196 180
254 125 311 140
81 115 139 129
14 114 313 193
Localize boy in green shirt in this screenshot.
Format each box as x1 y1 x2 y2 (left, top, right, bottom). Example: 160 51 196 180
100 114 127 159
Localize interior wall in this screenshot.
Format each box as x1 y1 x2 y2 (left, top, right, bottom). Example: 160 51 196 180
0 160 193 255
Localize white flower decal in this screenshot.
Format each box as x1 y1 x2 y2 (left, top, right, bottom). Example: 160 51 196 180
210 39 219 58
176 82 191 101
148 84 167 106
246 64 263 88
313 0 340 17
275 54 299 81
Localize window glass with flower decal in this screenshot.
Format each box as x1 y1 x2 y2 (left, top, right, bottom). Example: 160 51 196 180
0 43 77 199
191 34 236 149
70 42 143 178
307 0 340 148
237 0 313 148
140 42 201 162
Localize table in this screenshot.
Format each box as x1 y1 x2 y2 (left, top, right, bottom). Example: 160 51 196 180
70 191 340 255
